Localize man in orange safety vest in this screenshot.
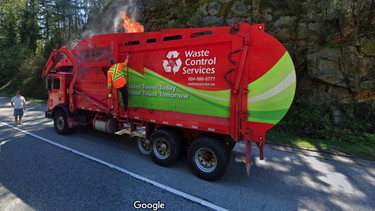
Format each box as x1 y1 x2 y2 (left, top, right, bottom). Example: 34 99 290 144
107 55 129 111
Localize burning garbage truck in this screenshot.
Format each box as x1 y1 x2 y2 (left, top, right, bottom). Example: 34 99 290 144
42 22 296 181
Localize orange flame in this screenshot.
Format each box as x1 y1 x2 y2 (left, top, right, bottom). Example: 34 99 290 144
121 11 144 33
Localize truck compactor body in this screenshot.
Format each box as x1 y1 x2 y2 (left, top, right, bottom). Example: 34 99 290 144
43 23 296 181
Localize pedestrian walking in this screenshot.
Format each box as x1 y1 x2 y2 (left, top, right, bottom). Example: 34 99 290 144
10 91 26 126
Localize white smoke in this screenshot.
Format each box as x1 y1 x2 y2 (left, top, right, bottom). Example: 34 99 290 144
113 0 140 33
82 0 142 38
81 30 97 39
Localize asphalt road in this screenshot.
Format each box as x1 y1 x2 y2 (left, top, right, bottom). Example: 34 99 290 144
0 97 374 211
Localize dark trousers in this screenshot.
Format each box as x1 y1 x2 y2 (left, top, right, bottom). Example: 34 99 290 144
118 85 128 110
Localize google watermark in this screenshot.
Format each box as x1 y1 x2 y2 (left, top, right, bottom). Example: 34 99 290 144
133 200 166 211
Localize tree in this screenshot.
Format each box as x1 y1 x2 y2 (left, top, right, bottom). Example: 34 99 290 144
0 0 109 87
19 0 40 53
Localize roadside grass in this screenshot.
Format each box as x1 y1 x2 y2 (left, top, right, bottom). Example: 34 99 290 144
0 91 46 104
27 98 47 104
268 129 375 160
0 80 47 104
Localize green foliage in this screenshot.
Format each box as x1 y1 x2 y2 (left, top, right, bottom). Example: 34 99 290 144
0 53 47 99
0 44 28 84
19 53 45 89
19 0 39 52
275 100 329 138
0 0 109 99
270 98 374 159
268 130 375 160
274 99 375 144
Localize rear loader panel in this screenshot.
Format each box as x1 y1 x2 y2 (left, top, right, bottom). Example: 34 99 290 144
246 27 296 137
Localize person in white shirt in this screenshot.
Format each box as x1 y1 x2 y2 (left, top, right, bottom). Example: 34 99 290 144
10 91 26 125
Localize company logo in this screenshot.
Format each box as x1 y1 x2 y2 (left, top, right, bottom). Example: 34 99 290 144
163 51 182 74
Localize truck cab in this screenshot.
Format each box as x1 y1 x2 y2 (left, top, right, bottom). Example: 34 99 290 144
45 73 69 117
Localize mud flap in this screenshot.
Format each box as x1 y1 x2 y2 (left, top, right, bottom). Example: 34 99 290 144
256 142 264 160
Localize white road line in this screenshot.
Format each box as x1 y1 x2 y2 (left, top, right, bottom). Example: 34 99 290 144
0 121 228 211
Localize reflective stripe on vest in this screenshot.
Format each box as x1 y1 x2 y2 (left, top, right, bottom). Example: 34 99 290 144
112 64 124 82
108 64 126 89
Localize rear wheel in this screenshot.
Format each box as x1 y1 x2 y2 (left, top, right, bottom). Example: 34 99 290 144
53 109 72 135
188 136 229 181
137 137 152 155
224 139 236 151
150 128 183 167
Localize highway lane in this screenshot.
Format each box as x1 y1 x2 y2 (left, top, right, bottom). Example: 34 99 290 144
0 97 375 211
0 124 211 211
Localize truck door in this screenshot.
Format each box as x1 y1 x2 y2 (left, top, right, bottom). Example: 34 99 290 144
47 75 66 111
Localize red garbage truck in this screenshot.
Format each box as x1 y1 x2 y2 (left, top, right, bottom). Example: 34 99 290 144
42 22 296 181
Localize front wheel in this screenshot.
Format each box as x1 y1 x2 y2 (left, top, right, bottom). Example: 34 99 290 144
53 109 72 135
188 136 229 181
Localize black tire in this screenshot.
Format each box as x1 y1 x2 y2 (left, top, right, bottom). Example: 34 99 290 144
224 139 236 151
201 133 235 154
188 136 229 181
150 128 183 167
136 137 152 155
53 109 72 135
